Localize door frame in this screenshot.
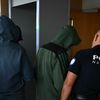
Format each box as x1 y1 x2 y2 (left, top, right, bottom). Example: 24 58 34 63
8 0 40 52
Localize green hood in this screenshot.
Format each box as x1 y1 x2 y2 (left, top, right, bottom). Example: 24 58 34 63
52 25 81 48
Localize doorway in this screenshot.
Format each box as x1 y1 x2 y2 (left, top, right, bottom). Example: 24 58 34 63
11 2 36 100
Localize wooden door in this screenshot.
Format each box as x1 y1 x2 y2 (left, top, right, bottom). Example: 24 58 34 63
70 11 100 57
0 0 8 16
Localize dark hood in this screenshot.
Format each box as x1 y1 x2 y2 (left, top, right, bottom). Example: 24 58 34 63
0 15 22 42
52 25 81 48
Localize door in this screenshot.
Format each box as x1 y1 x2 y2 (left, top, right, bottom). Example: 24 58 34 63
70 11 100 57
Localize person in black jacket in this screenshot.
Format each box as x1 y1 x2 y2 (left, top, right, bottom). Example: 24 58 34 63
61 30 100 100
0 16 33 100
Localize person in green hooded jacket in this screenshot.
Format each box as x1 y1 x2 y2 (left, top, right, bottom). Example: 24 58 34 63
36 25 81 100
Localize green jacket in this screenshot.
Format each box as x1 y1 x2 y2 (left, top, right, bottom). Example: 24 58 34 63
36 25 81 100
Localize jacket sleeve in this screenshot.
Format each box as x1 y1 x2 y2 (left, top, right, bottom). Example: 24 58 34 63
21 49 33 81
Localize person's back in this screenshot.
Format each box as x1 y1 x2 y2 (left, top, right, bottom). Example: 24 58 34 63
36 25 81 100
0 16 33 100
37 48 59 100
69 45 100 96
61 30 100 100
0 42 24 99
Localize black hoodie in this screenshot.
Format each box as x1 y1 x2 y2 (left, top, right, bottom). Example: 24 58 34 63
0 16 33 100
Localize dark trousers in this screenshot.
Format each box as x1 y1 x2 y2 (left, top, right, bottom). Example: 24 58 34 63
70 94 100 100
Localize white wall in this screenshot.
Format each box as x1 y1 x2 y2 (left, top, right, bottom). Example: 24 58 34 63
82 0 100 11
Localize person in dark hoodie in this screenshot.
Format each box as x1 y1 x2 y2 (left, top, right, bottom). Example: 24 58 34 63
0 16 33 100
36 25 81 100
